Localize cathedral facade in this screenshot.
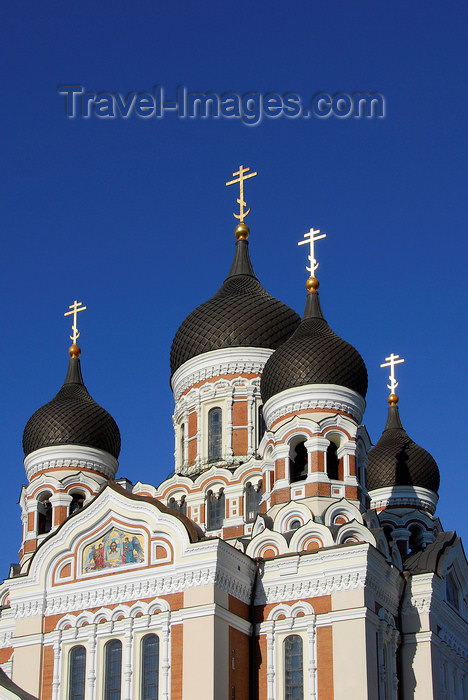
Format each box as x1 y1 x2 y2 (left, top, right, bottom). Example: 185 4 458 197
0 198 467 700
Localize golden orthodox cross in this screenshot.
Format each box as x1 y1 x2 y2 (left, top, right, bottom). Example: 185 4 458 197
226 165 258 222
64 300 87 344
381 353 405 394
298 227 327 276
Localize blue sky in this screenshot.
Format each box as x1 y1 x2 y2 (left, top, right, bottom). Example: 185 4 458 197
1 1 467 568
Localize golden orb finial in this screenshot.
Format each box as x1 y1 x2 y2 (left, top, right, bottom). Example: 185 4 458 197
235 222 250 240
69 344 81 358
306 276 319 292
388 393 399 405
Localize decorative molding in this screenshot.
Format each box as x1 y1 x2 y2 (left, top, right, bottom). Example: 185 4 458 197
171 347 273 400
369 486 438 514
10 561 254 619
263 385 366 427
24 445 118 482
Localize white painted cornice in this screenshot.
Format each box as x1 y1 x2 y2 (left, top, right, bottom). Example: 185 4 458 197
24 445 118 482
171 347 273 400
369 486 438 514
263 384 366 427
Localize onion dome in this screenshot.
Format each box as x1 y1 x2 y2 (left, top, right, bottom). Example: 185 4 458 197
261 288 368 403
23 349 121 459
367 402 439 493
170 229 300 375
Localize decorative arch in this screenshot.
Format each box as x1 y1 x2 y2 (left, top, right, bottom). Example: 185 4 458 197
289 523 334 553
274 502 312 534
323 499 363 527
246 529 288 559
335 521 376 546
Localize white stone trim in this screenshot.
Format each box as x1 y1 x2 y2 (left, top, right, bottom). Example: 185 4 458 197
171 347 273 399
369 486 438 514
263 384 366 427
24 445 118 481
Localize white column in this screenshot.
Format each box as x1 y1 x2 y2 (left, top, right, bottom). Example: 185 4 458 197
52 631 62 700
266 623 276 700
161 614 171 700
87 624 98 700
123 618 134 700
307 622 317 700
195 395 202 468
226 388 234 463
247 388 255 457
183 409 189 467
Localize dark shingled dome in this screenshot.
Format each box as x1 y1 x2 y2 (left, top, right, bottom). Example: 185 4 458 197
260 290 368 403
23 356 121 459
367 404 440 493
170 238 300 375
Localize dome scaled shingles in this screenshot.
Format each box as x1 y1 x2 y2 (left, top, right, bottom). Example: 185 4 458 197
260 290 368 403
23 356 121 459
367 404 440 493
170 239 301 375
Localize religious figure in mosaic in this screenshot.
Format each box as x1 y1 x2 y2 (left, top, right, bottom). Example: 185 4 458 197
83 528 145 573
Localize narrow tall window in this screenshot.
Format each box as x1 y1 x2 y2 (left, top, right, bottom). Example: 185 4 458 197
284 634 304 700
257 405 266 447
69 492 85 515
326 442 339 480
104 639 122 700
246 482 262 522
290 442 307 483
141 634 159 700
208 408 222 461
180 423 185 467
37 492 52 534
207 489 225 530
68 646 86 700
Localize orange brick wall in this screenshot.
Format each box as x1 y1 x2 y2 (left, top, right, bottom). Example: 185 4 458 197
228 595 250 621
0 648 12 663
41 645 54 700
171 624 183 700
232 428 248 455
229 627 250 700
232 400 247 425
317 625 334 700
257 634 268 700
54 506 68 526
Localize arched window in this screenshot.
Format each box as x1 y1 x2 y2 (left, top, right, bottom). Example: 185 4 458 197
289 519 301 531
69 492 85 516
141 634 159 700
284 634 303 700
104 639 122 700
257 405 266 447
207 489 225 530
37 491 52 534
290 441 307 483
68 645 86 700
326 442 339 480
208 408 222 461
168 495 187 516
246 482 262 522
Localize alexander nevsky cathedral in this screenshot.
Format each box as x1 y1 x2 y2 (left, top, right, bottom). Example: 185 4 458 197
0 168 466 700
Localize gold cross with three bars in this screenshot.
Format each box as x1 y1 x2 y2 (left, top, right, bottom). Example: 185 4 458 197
381 353 405 395
226 165 258 222
298 227 327 276
64 300 87 344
